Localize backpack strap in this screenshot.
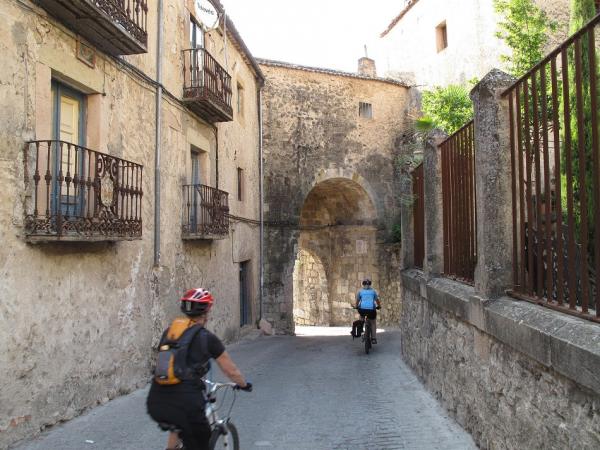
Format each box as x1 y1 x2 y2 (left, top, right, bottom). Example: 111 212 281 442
173 325 210 382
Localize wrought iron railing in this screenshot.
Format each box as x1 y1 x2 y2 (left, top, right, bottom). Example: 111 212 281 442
440 120 477 283
182 47 233 119
504 13 600 322
412 163 424 269
24 140 143 240
182 184 229 238
94 0 148 45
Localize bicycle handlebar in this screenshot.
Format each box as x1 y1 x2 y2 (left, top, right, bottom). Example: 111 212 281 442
204 379 252 393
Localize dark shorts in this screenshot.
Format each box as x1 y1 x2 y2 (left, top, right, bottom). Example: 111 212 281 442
147 383 211 450
358 308 377 320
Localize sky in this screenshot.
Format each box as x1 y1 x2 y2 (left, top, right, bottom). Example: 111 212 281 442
220 0 405 75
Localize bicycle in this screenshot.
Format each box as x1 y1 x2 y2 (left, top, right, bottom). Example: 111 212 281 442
352 307 375 354
158 378 250 450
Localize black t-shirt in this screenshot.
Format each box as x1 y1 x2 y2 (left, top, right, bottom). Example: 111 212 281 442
150 325 225 393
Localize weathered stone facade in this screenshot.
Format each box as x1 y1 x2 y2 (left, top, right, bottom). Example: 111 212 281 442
260 60 412 333
0 0 261 447
380 0 570 87
401 272 600 450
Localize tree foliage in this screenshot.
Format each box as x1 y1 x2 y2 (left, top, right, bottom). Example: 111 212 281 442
565 0 597 245
418 85 473 135
494 0 558 77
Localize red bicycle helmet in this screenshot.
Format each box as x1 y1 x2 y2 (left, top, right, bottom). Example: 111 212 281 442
180 288 214 316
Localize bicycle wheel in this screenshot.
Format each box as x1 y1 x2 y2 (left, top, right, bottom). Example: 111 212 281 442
364 322 371 354
209 422 240 450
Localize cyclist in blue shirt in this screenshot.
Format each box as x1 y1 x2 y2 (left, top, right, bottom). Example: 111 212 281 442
355 278 381 344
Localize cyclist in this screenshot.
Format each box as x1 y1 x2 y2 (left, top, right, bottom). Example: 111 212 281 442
147 288 252 450
355 279 381 344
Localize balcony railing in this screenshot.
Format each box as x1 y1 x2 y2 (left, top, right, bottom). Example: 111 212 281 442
183 48 233 123
182 184 229 239
36 0 148 55
24 140 143 242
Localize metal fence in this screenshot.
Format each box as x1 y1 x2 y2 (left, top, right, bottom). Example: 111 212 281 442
440 120 477 283
412 163 425 269
504 14 600 322
24 140 143 239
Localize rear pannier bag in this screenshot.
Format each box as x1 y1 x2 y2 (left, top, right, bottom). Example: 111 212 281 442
351 320 363 338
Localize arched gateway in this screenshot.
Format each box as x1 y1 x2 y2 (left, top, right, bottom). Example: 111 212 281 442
294 178 378 327
259 59 409 334
264 173 382 333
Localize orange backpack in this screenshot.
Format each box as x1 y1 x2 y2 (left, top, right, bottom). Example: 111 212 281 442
154 318 209 385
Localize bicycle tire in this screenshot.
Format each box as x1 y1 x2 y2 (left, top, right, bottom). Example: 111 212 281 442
209 421 240 450
364 322 371 354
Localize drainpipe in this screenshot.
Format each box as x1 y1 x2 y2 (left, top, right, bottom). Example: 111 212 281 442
212 125 219 189
258 86 264 321
154 0 164 266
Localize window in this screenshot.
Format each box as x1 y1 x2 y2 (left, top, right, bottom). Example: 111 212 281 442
436 21 448 52
237 83 244 115
237 167 243 201
190 16 204 48
359 102 372 119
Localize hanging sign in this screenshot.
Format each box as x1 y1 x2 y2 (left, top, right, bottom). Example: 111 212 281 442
194 0 220 31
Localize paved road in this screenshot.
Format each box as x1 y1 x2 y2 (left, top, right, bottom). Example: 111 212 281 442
17 327 476 450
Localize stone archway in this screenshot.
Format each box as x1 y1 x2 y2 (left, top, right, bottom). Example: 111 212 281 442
293 248 330 325
294 177 378 328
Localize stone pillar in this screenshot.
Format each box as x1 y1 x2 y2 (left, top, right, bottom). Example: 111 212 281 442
470 69 516 298
423 129 447 278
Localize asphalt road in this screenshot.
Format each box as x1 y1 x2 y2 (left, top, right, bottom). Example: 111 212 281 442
16 327 476 450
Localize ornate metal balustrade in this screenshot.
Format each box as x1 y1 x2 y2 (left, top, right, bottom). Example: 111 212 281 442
24 141 143 241
182 184 229 239
35 0 148 55
183 48 233 123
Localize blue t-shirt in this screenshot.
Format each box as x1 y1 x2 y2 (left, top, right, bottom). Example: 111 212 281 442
356 288 378 310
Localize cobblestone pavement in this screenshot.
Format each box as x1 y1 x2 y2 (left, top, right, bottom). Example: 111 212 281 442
17 327 476 450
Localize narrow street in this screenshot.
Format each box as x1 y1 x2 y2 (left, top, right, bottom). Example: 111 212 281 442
18 327 476 450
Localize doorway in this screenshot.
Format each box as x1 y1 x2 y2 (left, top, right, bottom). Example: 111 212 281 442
239 261 251 327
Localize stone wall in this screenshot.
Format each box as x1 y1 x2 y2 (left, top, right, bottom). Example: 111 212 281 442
401 271 600 450
260 60 413 333
0 1 261 447
397 68 600 448
381 0 570 87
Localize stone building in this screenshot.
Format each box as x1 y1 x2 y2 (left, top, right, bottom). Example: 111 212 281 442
380 0 570 88
259 58 413 333
0 0 262 447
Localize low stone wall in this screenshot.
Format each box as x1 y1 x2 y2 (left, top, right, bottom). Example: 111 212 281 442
401 270 600 450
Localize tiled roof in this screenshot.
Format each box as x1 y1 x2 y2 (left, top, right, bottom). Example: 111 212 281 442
380 0 421 38
256 58 409 87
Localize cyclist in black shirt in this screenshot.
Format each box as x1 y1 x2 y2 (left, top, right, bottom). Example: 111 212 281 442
147 288 251 450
